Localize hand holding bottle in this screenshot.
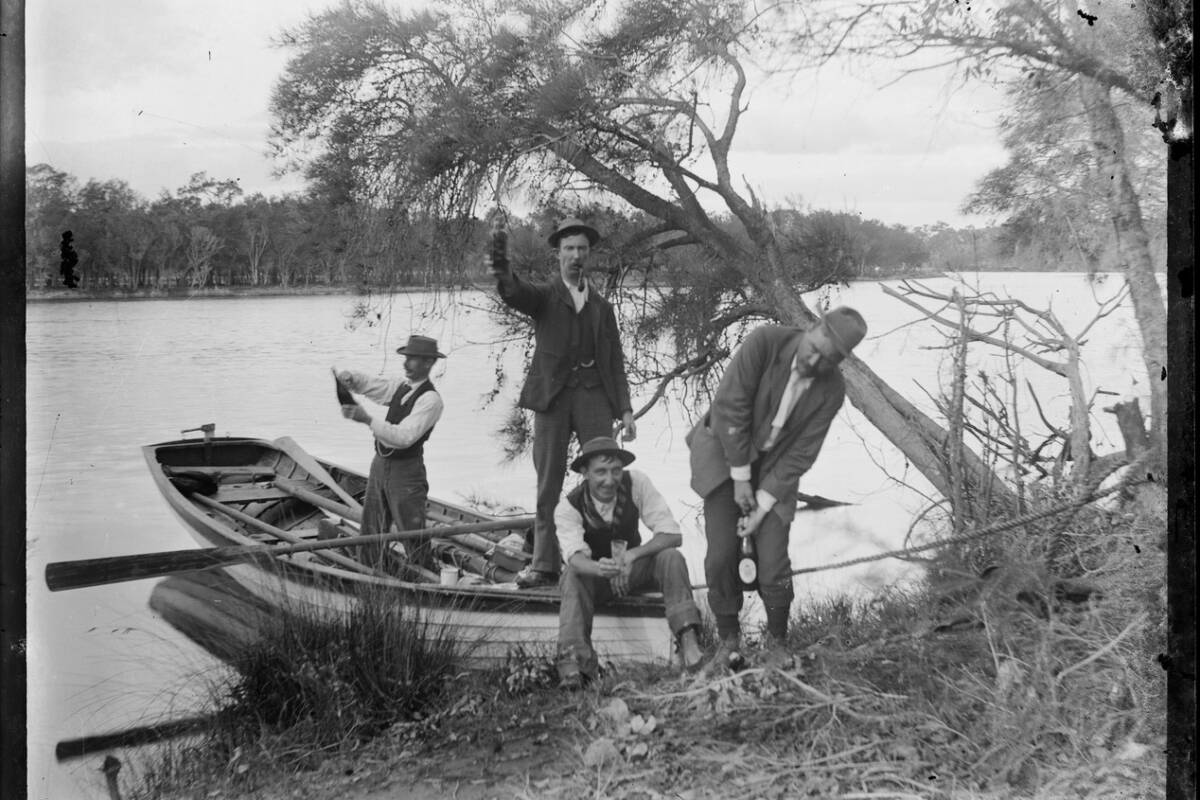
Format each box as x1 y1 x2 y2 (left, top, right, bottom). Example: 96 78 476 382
737 506 768 537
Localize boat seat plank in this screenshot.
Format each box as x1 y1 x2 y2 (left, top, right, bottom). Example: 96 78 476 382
214 485 291 503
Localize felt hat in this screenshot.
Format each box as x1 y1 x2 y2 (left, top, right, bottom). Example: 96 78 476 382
548 217 601 248
570 436 636 473
819 307 868 358
395 334 446 359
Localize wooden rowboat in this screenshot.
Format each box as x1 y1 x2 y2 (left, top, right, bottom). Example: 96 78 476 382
143 433 676 669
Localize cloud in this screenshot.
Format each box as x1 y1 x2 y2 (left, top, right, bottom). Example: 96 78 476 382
736 63 1007 158
28 129 306 200
727 143 1008 227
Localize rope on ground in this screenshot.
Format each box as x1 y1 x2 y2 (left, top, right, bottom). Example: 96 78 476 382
690 465 1149 590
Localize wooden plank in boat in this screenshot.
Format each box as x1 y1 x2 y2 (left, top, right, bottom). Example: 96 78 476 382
214 484 290 502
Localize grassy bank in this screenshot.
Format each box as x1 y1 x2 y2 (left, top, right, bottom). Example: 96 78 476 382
118 492 1166 800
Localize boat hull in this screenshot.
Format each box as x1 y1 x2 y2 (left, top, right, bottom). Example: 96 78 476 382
145 435 676 669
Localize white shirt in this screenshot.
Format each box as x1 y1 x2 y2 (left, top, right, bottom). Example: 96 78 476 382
343 372 444 450
729 353 811 512
563 278 588 313
554 469 682 564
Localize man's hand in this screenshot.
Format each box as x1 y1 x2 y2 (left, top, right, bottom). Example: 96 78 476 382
483 253 509 280
342 404 371 425
738 507 769 537
618 411 638 442
335 369 357 389
733 479 757 515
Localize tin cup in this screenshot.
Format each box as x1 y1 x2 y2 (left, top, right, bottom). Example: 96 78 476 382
440 566 460 586
610 540 627 565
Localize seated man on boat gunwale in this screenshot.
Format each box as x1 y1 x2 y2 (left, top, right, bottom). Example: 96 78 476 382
335 334 446 572
555 437 705 689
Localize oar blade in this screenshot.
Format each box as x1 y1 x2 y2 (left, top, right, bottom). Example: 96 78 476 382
44 547 248 592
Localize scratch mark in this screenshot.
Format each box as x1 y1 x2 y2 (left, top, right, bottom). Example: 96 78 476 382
31 413 61 513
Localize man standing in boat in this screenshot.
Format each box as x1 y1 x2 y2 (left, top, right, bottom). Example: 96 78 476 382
336 334 446 570
555 437 703 688
487 217 638 590
687 308 867 670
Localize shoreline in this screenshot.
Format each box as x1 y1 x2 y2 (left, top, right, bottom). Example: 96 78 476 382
23 281 513 303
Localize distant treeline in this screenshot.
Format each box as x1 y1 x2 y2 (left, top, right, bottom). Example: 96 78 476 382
26 163 1076 293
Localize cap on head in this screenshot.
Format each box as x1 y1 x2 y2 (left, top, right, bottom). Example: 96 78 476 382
570 436 636 473
395 334 446 359
819 307 867 358
548 217 601 248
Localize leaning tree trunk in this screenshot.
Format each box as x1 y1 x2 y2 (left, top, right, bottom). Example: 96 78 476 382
554 131 1017 521
760 266 1019 521
1081 78 1168 458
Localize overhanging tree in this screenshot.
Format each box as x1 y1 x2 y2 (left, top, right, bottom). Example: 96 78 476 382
819 0 1173 462
270 0 1019 516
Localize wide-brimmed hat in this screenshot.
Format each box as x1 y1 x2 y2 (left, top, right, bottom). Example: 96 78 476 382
819 307 867 358
547 217 601 248
395 334 446 359
570 436 636 473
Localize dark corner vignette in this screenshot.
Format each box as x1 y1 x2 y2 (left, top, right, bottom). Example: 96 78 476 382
1 0 29 799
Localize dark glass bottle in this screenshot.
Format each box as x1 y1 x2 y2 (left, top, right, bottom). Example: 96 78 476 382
737 530 758 592
490 222 508 274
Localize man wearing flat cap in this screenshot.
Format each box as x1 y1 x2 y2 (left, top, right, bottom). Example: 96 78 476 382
488 217 638 589
335 334 446 570
687 308 868 669
554 437 703 688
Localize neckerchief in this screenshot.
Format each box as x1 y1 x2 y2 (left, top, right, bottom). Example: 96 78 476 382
580 478 629 543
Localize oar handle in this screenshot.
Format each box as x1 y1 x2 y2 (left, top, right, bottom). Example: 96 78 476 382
44 516 534 592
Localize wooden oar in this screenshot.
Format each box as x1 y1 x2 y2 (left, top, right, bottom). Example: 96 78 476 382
796 492 853 510
273 435 363 513
274 477 364 524
189 492 376 577
44 516 535 591
56 715 214 761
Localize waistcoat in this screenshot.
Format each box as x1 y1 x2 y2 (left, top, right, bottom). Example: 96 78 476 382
564 472 642 559
375 380 437 459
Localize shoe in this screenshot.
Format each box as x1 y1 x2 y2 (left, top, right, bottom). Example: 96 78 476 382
514 567 558 589
759 634 795 671
677 626 705 674
702 636 746 676
556 662 591 691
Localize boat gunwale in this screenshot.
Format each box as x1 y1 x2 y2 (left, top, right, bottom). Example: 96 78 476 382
143 436 667 618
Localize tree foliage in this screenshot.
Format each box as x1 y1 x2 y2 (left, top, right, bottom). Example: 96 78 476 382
818 0 1173 456
269 0 1024 513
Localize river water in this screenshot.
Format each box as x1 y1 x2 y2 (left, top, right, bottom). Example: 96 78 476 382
25 275 1148 797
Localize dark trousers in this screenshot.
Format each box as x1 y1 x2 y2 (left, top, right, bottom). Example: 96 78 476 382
361 454 430 568
530 384 614 573
702 478 795 627
558 549 701 677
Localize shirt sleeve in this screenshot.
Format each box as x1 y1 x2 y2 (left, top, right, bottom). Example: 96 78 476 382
554 500 590 563
344 372 406 405
629 470 681 537
729 464 752 482
368 389 444 449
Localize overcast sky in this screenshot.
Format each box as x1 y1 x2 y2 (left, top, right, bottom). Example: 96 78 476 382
25 0 1010 228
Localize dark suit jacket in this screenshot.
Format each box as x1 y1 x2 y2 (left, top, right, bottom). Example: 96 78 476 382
496 270 632 417
687 325 845 521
